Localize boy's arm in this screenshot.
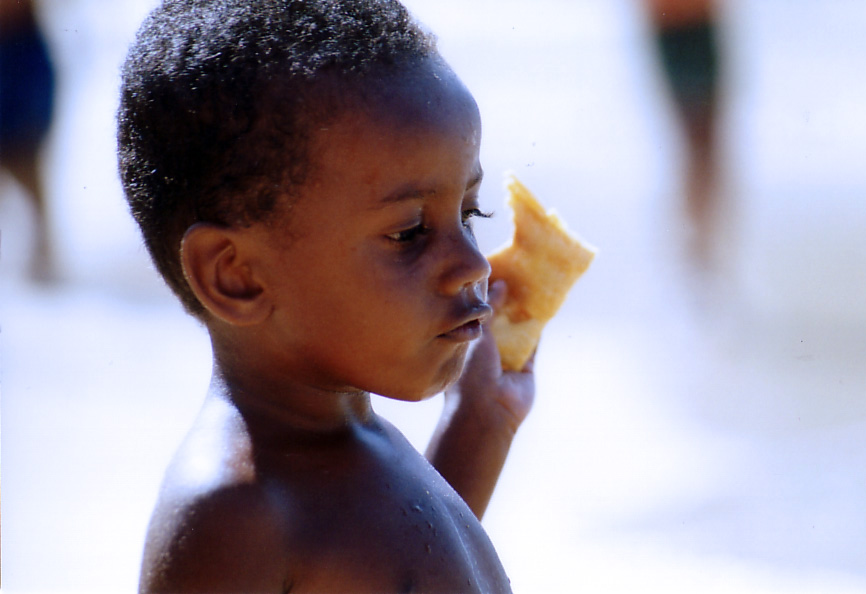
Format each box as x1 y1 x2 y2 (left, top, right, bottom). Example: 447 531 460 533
426 281 536 519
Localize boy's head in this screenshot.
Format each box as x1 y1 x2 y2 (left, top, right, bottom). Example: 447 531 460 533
117 0 437 316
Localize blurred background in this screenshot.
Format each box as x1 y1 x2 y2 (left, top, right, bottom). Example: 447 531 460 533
2 0 865 591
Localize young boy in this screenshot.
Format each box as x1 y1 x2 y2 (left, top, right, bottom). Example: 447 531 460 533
118 1 535 592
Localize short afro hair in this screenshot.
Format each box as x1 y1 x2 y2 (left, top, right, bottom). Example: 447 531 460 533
117 0 437 316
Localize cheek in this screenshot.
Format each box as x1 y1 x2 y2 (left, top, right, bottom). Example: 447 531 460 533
283 239 436 349
312 253 428 345
356 249 431 310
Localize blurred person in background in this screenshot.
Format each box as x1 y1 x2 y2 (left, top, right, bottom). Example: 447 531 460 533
645 0 722 269
1 0 56 281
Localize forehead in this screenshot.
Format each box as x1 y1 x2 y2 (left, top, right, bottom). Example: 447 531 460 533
298 59 482 200
305 57 479 151
357 58 481 139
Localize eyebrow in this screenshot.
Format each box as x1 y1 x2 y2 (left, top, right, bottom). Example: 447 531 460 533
376 169 485 208
378 186 436 206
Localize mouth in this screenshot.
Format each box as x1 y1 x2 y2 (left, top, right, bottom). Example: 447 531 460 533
438 303 492 342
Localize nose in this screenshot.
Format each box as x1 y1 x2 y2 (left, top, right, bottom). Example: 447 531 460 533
437 227 491 298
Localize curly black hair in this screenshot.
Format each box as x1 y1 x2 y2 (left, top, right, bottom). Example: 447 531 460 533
117 0 437 316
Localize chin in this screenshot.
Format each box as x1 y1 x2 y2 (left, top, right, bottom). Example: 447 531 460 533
374 346 469 402
427 352 468 396
380 384 447 403
380 363 467 403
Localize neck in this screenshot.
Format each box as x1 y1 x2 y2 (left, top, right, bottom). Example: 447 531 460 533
208 343 374 440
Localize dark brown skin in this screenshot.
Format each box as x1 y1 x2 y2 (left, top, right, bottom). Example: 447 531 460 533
0 0 37 31
139 58 534 593
646 0 715 27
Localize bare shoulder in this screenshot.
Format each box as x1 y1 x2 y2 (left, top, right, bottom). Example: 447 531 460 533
139 397 296 593
140 480 294 593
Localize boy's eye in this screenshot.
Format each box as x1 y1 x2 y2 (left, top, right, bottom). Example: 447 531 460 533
386 209 491 245
386 223 429 244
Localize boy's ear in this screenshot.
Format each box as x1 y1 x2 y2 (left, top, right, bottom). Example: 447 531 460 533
180 223 272 326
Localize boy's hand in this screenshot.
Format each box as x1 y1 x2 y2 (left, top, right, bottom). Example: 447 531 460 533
427 280 537 519
445 280 536 435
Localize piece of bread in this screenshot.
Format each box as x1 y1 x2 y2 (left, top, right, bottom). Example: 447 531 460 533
487 176 596 371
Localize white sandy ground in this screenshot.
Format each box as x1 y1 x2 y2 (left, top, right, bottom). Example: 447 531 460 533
2 0 866 592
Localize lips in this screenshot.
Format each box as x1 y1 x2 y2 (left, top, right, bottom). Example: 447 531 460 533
438 302 492 342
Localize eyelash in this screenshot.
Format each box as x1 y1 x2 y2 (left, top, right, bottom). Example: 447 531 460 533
462 208 493 227
387 208 492 244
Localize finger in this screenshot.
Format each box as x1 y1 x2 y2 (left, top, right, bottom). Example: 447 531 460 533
487 279 507 312
520 346 538 374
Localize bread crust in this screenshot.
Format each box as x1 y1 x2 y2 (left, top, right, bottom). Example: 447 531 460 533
487 176 595 371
